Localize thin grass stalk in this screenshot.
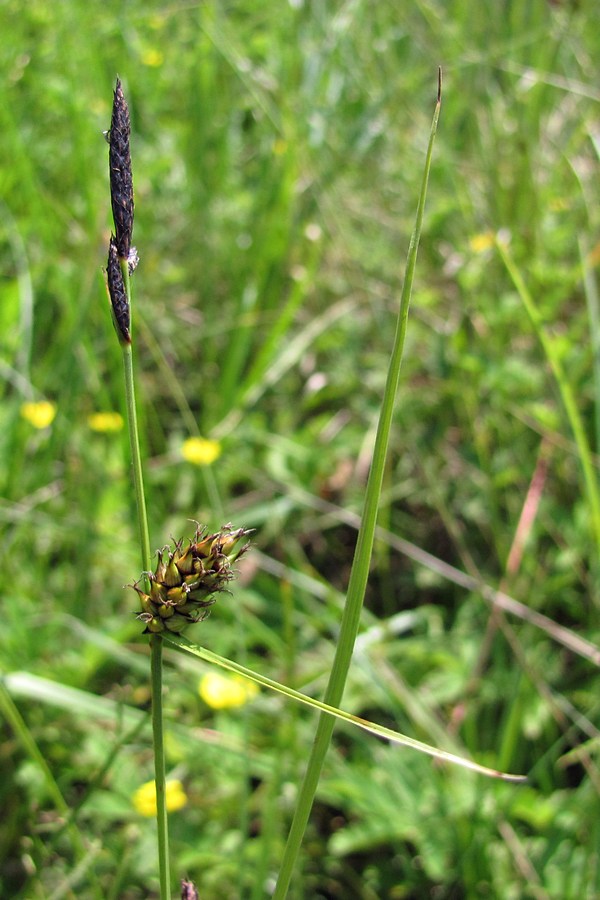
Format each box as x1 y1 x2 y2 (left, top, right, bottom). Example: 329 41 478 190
580 240 600 456
121 340 151 576
0 681 103 898
0 679 69 817
150 634 171 899
272 71 442 899
496 240 600 561
120 288 170 900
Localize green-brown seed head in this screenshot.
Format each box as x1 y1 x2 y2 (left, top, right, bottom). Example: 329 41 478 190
133 523 252 634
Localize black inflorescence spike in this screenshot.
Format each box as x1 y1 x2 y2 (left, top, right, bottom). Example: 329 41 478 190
180 880 199 900
109 78 134 260
106 235 131 344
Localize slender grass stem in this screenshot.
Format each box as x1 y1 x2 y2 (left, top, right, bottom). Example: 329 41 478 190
151 634 171 899
497 240 600 562
580 239 600 456
119 262 170 898
120 264 151 577
122 343 151 575
272 72 442 899
0 681 99 888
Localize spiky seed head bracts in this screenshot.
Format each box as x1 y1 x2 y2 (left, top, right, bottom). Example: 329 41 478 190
106 236 131 344
133 523 253 634
109 78 134 261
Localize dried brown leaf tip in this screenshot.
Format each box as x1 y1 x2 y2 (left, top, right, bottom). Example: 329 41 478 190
106 236 131 345
109 78 134 261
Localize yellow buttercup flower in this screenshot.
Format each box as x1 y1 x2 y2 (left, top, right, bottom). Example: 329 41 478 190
87 412 124 432
181 437 221 466
469 231 495 253
132 779 187 817
20 401 56 429
141 48 164 67
199 672 259 710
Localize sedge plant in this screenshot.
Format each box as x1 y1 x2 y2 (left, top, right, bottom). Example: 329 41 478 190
104 72 524 899
104 77 169 899
104 79 250 900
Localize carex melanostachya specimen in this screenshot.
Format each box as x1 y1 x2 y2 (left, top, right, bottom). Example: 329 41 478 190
109 77 134 262
105 77 136 345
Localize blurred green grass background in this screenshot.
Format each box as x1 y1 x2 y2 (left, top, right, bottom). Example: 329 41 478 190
1 0 600 897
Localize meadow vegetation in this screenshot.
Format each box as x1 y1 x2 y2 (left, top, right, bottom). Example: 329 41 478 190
1 1 599 897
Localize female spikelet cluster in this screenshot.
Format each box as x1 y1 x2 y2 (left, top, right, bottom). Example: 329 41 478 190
133 524 252 634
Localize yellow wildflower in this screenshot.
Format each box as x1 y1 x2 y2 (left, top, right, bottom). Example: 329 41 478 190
141 48 164 67
199 671 259 710
20 401 56 429
87 412 124 432
469 231 495 253
132 779 187 817
181 437 221 466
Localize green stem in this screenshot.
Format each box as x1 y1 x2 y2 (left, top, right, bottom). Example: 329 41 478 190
119 264 170 898
0 679 103 897
151 634 171 899
497 240 600 559
272 73 441 899
121 344 151 577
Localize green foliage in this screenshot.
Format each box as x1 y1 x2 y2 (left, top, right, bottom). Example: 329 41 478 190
1 0 599 897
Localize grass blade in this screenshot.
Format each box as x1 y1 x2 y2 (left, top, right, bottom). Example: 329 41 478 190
268 70 443 897
165 634 525 782
496 238 600 563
